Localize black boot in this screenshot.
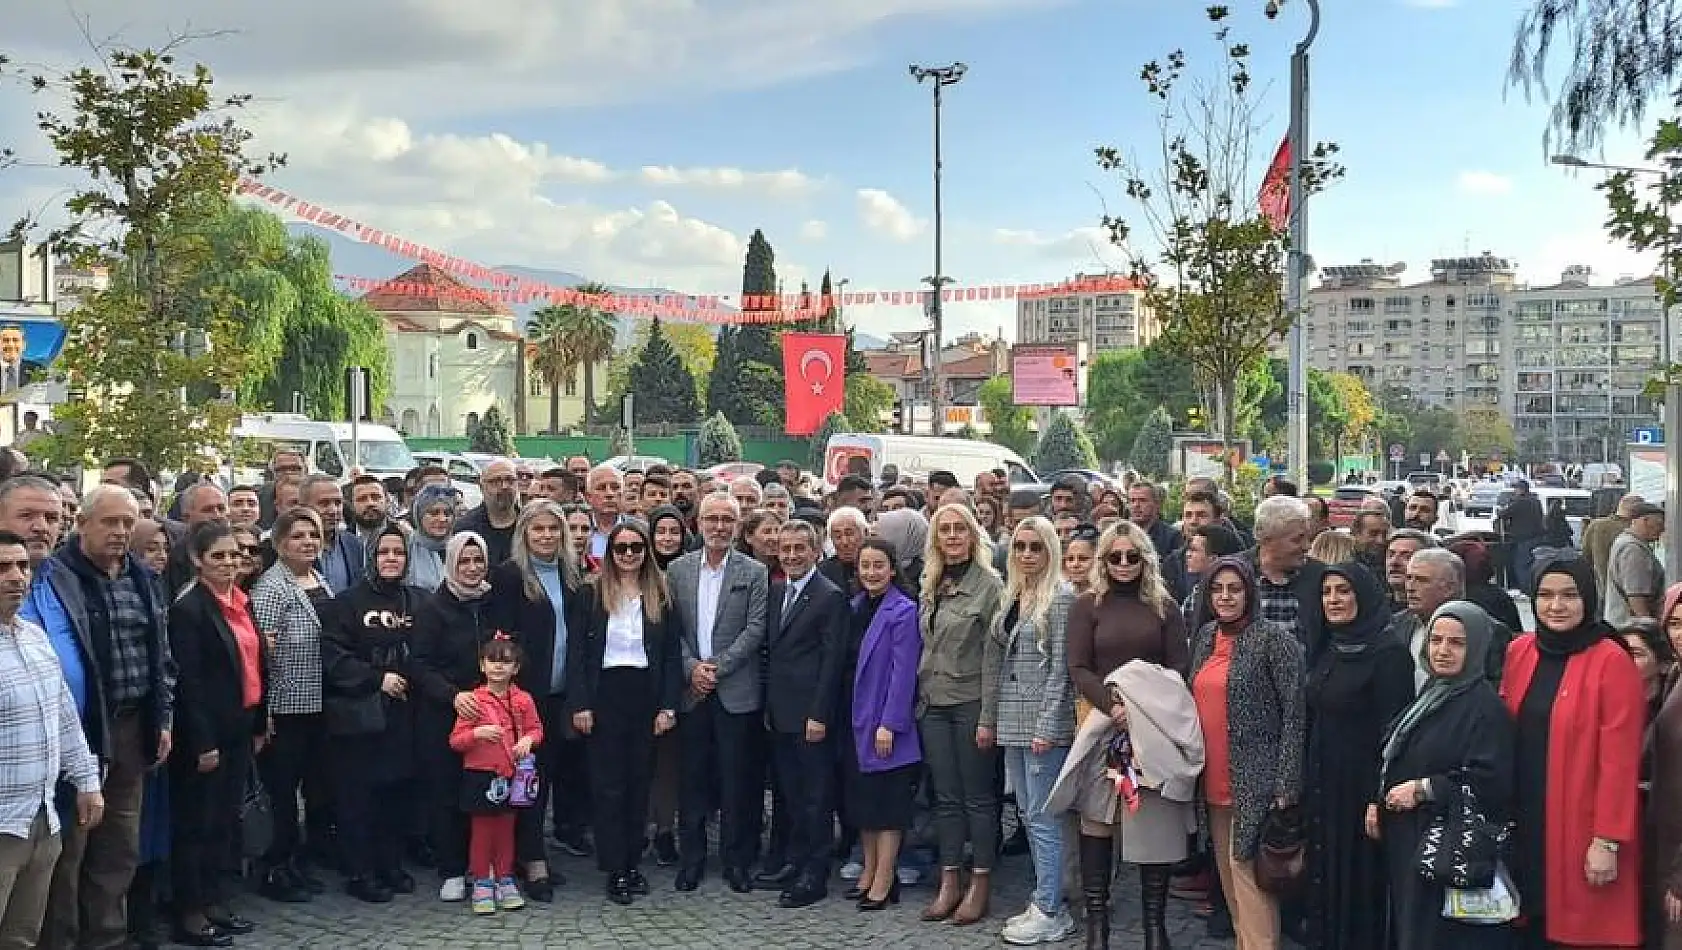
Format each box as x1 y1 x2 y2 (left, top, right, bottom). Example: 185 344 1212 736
1078 835 1113 950
1140 863 1173 950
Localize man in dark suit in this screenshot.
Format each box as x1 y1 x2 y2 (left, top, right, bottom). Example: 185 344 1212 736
668 492 769 893
760 519 846 908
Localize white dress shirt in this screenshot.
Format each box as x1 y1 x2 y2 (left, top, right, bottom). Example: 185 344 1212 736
0 617 99 838
696 550 731 660
781 568 815 628
603 595 649 669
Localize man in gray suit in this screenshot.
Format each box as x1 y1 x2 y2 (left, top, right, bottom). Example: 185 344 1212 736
669 492 769 894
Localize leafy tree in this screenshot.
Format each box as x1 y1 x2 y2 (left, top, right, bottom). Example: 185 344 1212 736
976 376 1035 457
604 319 716 410
1097 8 1341 479
1034 412 1099 474
809 411 849 472
1129 406 1175 479
844 374 895 434
30 46 282 470
530 283 616 427
1327 372 1376 459
706 326 740 417
1507 0 1682 151
1600 118 1682 390
843 324 870 377
698 412 743 467
626 318 701 424
1085 343 1200 463
708 230 784 428
1461 408 1519 462
470 404 515 456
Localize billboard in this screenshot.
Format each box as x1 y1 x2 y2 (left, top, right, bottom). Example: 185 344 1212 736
1011 345 1082 406
0 315 65 400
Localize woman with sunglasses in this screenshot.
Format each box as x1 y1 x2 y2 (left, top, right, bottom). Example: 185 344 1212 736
231 526 264 590
981 516 1078 945
917 503 1004 926
1065 520 1191 950
566 522 681 905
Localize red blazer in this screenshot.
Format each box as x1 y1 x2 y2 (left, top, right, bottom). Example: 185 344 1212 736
1502 634 1645 948
449 684 544 778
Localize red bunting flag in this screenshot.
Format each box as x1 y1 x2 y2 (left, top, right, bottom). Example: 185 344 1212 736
781 333 846 436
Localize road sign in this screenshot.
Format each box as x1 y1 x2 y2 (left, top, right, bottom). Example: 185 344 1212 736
1435 449 1450 463
1634 426 1664 445
1419 452 1431 468
1389 443 1405 462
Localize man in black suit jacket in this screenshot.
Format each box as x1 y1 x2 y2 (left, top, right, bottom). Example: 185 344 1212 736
762 519 847 908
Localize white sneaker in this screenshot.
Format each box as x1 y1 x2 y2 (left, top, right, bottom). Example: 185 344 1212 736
840 860 863 881
439 876 467 902
1002 904 1077 945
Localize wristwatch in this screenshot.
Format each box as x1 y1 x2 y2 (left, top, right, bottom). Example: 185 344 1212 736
1595 838 1620 854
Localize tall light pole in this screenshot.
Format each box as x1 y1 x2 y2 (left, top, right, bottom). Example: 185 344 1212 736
1553 153 1678 571
1278 0 1320 493
911 62 966 436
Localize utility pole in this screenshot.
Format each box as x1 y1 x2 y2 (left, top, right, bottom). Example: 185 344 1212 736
1281 0 1320 492
911 62 966 436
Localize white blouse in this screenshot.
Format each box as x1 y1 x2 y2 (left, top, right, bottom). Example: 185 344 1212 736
603 595 649 669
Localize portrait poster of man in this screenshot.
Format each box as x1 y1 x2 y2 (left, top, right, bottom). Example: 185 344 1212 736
0 319 64 397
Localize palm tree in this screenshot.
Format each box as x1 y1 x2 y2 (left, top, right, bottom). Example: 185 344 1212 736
527 304 570 434
529 282 618 429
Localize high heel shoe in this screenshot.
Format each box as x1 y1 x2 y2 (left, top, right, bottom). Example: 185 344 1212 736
857 880 900 911
843 883 865 901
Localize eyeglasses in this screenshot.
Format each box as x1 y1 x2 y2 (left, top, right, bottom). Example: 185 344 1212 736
611 541 647 557
483 476 517 487
1011 540 1045 554
238 546 259 557
1106 549 1143 566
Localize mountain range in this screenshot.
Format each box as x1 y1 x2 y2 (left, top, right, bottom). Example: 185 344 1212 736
289 222 888 349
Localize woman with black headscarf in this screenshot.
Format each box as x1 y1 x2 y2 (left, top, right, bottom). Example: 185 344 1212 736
320 524 424 903
1300 563 1415 950
646 504 694 572
1501 557 1644 949
1372 601 1515 950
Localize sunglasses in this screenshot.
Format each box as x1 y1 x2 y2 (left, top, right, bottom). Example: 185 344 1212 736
611 541 647 557
1011 539 1046 554
238 545 260 556
1106 549 1143 567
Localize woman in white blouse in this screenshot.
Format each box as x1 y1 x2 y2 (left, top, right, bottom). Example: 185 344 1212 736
566 521 682 906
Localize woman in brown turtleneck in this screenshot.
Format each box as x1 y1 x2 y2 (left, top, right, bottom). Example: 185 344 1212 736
1065 520 1189 950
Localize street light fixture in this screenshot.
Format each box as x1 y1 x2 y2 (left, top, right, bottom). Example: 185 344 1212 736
911 62 965 435
1553 151 1680 571
1284 0 1321 493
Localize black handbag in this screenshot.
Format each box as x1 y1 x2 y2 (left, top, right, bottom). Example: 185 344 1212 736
324 690 386 737
1416 779 1503 889
1254 804 1307 897
239 762 274 859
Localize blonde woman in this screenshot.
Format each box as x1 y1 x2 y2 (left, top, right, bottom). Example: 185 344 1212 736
981 517 1078 945
567 521 680 905
1306 529 1355 566
918 503 1004 926
1064 521 1191 950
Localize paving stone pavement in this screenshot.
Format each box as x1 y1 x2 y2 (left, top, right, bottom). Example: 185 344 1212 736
227 855 1239 949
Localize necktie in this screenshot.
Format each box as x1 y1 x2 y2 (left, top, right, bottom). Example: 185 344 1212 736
782 584 796 630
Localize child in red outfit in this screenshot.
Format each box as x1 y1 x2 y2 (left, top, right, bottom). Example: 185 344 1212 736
448 636 543 914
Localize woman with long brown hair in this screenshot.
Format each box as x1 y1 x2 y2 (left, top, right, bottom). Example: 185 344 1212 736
567 521 682 905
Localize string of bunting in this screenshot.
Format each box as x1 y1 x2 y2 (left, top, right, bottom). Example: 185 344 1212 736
236 177 1142 323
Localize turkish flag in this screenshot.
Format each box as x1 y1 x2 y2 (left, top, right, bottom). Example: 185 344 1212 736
782 333 846 436
1259 135 1291 231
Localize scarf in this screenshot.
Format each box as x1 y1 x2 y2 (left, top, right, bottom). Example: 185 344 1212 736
444 531 491 601
875 508 929 571
1200 555 1255 636
410 484 457 553
646 505 694 571
1319 562 1390 657
1379 600 1493 783
363 524 411 597
1531 556 1609 657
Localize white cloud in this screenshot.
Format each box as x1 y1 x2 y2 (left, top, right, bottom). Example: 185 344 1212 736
1522 229 1659 287
800 220 829 241
1456 171 1514 197
857 189 925 242
638 166 817 196
992 226 1126 268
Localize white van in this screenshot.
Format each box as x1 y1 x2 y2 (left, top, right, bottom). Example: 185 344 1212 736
232 414 417 483
824 433 1038 490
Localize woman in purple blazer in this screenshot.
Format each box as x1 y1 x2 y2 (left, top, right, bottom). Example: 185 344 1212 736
843 537 924 911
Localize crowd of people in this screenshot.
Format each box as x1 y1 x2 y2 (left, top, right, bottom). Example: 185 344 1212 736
0 446 1675 950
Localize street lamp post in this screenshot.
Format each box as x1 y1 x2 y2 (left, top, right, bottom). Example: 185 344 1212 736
1281 0 1320 494
911 62 966 436
1553 153 1679 571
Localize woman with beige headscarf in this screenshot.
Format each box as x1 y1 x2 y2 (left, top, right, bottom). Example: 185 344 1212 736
874 507 928 597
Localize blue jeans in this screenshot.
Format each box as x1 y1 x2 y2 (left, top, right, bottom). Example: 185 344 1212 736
1003 744 1070 914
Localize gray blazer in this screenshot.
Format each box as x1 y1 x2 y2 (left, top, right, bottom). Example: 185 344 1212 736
981 586 1077 746
669 549 769 715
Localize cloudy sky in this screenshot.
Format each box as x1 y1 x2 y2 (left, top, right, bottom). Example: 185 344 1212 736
0 0 1662 340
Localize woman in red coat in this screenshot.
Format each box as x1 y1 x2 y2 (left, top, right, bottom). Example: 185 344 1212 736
1502 557 1645 949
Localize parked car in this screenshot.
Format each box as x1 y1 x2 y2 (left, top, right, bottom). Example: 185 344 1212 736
702 462 764 484
1327 484 1381 528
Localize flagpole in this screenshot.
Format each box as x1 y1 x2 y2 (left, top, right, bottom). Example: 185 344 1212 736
1284 0 1320 492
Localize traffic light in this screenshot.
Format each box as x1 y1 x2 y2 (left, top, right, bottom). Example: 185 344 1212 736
890 399 905 432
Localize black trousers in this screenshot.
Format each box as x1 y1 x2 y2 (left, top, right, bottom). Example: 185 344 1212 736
259 712 328 865
678 695 759 872
588 668 657 874
772 731 835 884
331 738 405 879
516 693 588 866
170 728 252 913
420 712 468 879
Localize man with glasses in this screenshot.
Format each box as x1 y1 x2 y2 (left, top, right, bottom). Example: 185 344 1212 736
458 459 521 565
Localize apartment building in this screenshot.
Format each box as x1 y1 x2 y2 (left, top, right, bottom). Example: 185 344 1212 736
1014 273 1158 353
1304 253 1663 463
